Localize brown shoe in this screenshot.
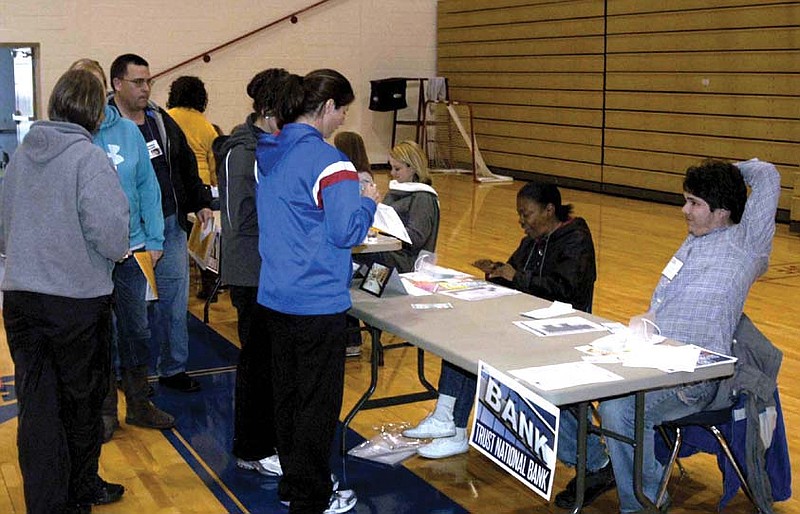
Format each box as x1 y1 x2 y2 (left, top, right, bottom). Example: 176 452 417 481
125 400 175 429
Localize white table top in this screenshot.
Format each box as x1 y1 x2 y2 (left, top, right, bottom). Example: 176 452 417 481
349 287 734 406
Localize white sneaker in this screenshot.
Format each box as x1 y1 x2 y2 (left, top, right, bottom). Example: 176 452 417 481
236 454 283 476
345 345 362 357
417 435 469 459
325 489 357 513
402 414 456 439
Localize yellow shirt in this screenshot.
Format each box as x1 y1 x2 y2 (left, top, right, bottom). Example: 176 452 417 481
167 107 218 186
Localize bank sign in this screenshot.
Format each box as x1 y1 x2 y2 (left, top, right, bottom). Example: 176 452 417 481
470 361 559 500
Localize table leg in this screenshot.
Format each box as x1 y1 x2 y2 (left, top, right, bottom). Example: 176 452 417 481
571 402 588 514
341 324 382 455
340 325 438 455
202 274 222 324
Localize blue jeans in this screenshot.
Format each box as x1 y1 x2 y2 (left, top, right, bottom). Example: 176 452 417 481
148 214 189 377
556 407 609 473
598 381 718 512
113 255 151 369
437 360 476 428
439 360 608 472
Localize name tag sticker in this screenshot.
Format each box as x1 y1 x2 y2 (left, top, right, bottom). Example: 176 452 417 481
146 139 163 160
662 256 683 280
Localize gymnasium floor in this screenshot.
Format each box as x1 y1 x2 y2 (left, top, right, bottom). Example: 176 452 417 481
0 172 798 513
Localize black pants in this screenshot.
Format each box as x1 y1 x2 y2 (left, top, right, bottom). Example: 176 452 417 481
231 286 276 460
265 307 347 514
4 291 111 513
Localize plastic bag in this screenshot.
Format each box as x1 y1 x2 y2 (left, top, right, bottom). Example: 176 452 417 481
347 422 425 466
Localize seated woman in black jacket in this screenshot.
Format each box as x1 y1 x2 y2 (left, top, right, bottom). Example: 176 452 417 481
403 182 612 508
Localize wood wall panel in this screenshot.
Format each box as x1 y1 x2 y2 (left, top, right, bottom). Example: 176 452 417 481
438 0 603 28
439 55 604 73
604 148 710 176
437 0 800 222
478 135 601 162
439 19 603 43
447 72 603 90
450 87 602 109
470 104 603 128
606 3 800 32
482 152 603 182
605 92 799 118
607 28 800 53
605 129 797 173
438 36 603 58
606 0 793 16
476 121 602 146
605 112 797 144
607 51 800 73
605 73 800 96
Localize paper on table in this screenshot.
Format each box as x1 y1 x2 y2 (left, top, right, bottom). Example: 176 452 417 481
438 282 520 302
521 301 574 319
590 330 666 353
621 344 702 373
373 203 411 244
514 316 607 337
399 277 433 296
510 361 624 391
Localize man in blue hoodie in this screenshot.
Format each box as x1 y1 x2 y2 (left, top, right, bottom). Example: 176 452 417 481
110 53 212 393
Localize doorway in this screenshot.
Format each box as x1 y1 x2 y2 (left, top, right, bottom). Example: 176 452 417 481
0 44 38 171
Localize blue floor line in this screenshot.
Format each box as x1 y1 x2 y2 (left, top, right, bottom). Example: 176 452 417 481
149 315 468 514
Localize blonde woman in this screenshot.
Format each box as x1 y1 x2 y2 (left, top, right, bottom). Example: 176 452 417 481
357 140 439 273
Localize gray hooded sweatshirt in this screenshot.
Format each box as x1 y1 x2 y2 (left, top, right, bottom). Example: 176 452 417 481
0 120 129 298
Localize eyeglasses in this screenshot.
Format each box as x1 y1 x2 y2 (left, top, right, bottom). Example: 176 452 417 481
121 77 154 88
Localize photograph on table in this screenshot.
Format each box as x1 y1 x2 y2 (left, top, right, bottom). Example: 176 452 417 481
360 262 393 297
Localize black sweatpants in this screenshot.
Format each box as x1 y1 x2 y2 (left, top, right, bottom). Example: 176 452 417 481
231 286 277 460
4 291 111 513
265 307 347 514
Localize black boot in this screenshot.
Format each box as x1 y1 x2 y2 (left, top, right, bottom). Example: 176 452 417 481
554 462 616 509
121 365 175 429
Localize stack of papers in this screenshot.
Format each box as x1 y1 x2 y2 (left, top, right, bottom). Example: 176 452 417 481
576 333 737 373
510 361 624 391
399 269 520 301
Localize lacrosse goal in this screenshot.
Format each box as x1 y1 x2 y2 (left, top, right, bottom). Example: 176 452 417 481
420 100 512 183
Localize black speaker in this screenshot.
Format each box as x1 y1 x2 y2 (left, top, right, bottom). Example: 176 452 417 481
369 78 407 112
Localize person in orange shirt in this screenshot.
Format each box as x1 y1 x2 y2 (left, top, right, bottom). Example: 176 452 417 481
167 76 219 186
167 75 221 300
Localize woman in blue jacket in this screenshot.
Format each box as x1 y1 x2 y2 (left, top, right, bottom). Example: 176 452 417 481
256 69 379 514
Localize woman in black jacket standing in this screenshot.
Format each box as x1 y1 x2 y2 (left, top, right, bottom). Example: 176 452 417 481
217 68 290 477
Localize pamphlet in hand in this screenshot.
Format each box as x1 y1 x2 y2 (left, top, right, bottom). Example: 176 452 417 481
372 203 411 244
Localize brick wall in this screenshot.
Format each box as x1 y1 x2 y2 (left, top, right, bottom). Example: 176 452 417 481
0 0 437 163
